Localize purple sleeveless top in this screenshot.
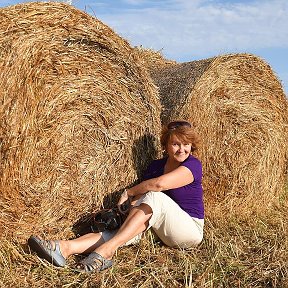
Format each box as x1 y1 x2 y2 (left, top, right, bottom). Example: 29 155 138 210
142 155 204 219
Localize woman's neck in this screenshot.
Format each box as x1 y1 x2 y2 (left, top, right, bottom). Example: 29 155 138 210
164 157 181 174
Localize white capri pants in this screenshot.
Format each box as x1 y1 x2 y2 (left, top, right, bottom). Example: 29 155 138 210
102 192 204 248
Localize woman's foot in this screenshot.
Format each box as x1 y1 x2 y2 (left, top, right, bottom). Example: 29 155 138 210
76 252 113 273
28 236 67 267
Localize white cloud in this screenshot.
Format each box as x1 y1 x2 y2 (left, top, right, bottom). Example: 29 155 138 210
97 0 288 60
122 0 146 4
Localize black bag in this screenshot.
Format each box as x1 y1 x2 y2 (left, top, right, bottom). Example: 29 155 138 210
72 207 127 237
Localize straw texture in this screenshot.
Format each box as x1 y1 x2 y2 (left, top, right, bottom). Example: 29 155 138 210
0 2 161 239
151 53 288 215
134 46 176 71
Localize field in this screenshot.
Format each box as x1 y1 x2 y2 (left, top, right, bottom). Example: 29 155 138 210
1 186 287 288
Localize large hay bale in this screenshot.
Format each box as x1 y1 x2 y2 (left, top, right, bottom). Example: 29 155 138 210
150 53 288 215
134 46 176 71
0 2 161 239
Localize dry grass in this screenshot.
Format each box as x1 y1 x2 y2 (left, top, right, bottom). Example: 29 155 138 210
1 197 287 287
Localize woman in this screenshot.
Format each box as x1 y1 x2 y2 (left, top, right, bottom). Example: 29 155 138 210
28 120 204 272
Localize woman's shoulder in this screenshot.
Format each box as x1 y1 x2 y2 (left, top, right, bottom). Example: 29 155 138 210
182 155 202 170
182 155 202 179
184 154 201 164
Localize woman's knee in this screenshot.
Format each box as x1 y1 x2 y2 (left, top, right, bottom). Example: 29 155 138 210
145 191 169 202
138 203 153 215
130 203 153 217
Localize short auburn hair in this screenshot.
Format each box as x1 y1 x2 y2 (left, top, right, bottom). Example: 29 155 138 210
160 121 200 153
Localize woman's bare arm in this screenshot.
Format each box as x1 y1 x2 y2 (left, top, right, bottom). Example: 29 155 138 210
118 166 194 207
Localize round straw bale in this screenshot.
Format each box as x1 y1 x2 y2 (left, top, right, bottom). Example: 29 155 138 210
151 53 288 215
134 46 176 71
0 2 161 239
150 58 213 123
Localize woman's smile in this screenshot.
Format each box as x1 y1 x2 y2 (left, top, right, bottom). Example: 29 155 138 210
166 135 192 163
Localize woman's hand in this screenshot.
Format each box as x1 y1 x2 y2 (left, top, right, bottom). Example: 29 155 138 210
118 189 132 214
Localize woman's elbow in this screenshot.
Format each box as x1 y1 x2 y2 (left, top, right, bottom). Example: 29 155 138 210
152 179 166 192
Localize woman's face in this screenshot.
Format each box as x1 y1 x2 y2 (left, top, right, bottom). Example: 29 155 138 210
166 134 192 163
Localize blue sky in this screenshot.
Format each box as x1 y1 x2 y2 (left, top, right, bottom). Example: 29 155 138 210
1 0 287 95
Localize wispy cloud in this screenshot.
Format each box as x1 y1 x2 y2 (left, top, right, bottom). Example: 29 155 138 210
93 0 288 60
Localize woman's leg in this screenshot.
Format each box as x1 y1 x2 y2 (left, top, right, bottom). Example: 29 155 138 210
138 192 204 248
61 202 152 259
91 203 152 260
59 232 105 258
